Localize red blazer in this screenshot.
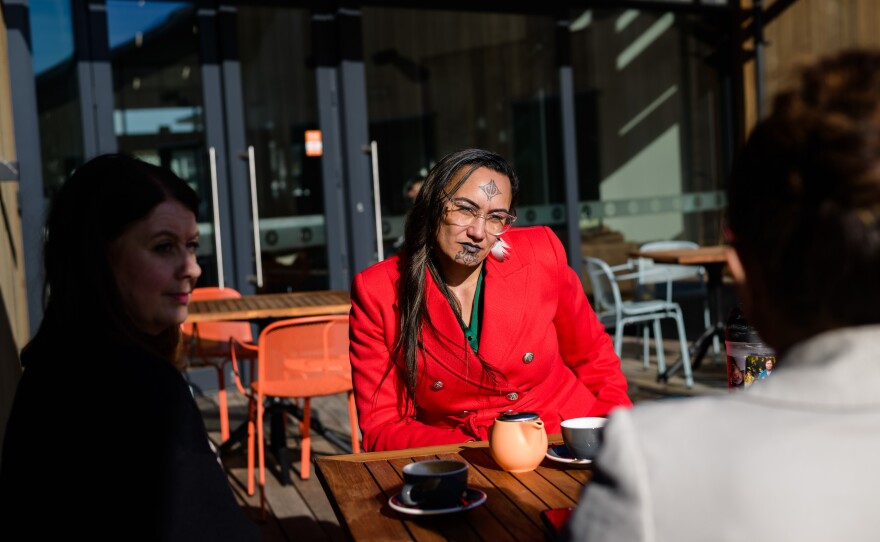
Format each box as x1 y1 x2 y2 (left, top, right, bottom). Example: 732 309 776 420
349 226 632 451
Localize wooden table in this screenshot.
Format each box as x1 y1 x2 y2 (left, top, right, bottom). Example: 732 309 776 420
185 290 350 323
316 437 590 541
628 245 729 381
628 245 727 266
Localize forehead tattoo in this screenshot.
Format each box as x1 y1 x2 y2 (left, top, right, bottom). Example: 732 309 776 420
479 179 502 201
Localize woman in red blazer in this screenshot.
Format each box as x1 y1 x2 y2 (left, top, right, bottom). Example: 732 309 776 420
350 149 632 451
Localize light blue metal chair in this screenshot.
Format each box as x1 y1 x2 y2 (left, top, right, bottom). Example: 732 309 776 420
584 256 693 387
636 240 721 358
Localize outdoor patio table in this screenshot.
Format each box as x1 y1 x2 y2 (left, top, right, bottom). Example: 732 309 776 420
185 290 350 323
628 245 728 382
315 436 591 541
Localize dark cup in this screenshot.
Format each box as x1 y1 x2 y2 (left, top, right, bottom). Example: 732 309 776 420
561 417 607 460
399 460 468 509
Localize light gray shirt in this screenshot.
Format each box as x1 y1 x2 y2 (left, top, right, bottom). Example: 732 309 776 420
566 325 880 542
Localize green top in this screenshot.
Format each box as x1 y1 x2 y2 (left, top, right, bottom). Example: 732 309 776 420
460 266 485 353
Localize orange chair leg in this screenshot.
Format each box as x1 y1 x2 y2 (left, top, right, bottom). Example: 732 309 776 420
300 399 311 479
246 399 256 496
257 397 266 493
348 391 361 454
217 366 229 442
257 396 268 519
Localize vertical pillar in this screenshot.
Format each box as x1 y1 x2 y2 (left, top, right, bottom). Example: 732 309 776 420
752 0 766 121
72 0 116 158
337 5 376 276
556 16 583 275
313 7 352 289
197 0 237 289
216 2 255 295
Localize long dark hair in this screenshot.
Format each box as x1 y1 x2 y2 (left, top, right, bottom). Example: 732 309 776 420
22 154 200 366
395 149 519 407
727 50 880 338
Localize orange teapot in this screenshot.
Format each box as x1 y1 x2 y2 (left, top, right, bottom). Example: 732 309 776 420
489 411 548 473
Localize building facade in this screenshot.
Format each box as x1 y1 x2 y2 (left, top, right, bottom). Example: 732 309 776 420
8 0 738 336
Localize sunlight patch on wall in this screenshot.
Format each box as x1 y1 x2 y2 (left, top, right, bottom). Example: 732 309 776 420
616 13 675 71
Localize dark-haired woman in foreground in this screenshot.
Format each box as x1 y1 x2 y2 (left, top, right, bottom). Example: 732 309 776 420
350 148 631 451
0 155 257 540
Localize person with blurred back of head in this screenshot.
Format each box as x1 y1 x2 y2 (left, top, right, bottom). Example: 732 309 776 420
0 154 258 540
565 49 880 542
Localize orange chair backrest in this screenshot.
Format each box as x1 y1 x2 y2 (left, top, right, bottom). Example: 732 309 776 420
256 315 351 397
181 287 254 355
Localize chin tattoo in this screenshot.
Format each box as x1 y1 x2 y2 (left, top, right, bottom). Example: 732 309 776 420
455 250 479 265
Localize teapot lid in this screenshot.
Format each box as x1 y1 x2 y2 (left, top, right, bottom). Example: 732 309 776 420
496 411 540 422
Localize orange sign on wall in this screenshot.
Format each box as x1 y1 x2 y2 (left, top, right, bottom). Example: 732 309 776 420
305 130 323 157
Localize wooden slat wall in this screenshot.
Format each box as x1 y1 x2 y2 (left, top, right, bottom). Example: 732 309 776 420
743 0 880 130
0 8 26 467
0 6 26 347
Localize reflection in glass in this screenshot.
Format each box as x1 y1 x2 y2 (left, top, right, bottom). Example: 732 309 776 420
363 8 565 243
238 7 328 291
107 0 216 281
569 8 725 245
30 0 84 198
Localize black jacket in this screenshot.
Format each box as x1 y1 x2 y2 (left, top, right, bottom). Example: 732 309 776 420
0 340 258 541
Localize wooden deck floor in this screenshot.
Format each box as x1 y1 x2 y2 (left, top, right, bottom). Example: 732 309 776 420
193 336 728 541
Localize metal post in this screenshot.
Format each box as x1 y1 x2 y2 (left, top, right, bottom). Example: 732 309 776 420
368 140 384 261
208 147 225 289
753 0 766 121
246 146 263 288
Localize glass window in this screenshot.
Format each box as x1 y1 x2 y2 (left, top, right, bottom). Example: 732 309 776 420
570 8 726 247
237 6 328 291
238 7 319 220
107 0 220 282
30 0 85 198
107 0 206 200
362 8 565 246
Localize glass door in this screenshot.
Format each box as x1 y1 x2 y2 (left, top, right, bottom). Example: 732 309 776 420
236 6 328 292
106 0 221 284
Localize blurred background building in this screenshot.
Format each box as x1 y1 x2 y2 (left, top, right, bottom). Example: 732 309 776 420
2 0 877 423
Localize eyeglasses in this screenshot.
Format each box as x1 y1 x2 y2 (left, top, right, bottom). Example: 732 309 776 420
444 204 517 235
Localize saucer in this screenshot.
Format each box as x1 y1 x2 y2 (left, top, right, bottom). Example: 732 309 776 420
546 444 592 466
388 488 487 516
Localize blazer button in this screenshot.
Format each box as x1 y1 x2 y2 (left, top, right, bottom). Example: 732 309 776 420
506 392 519 401
432 381 444 390
523 352 535 364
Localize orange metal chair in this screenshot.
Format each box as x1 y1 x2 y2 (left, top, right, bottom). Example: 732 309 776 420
180 287 257 442
230 315 360 506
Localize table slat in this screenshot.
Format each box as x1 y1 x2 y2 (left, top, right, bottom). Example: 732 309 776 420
534 464 590 502
511 469 578 509
465 449 551 531
316 459 413 542
435 451 539 542
370 458 451 542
